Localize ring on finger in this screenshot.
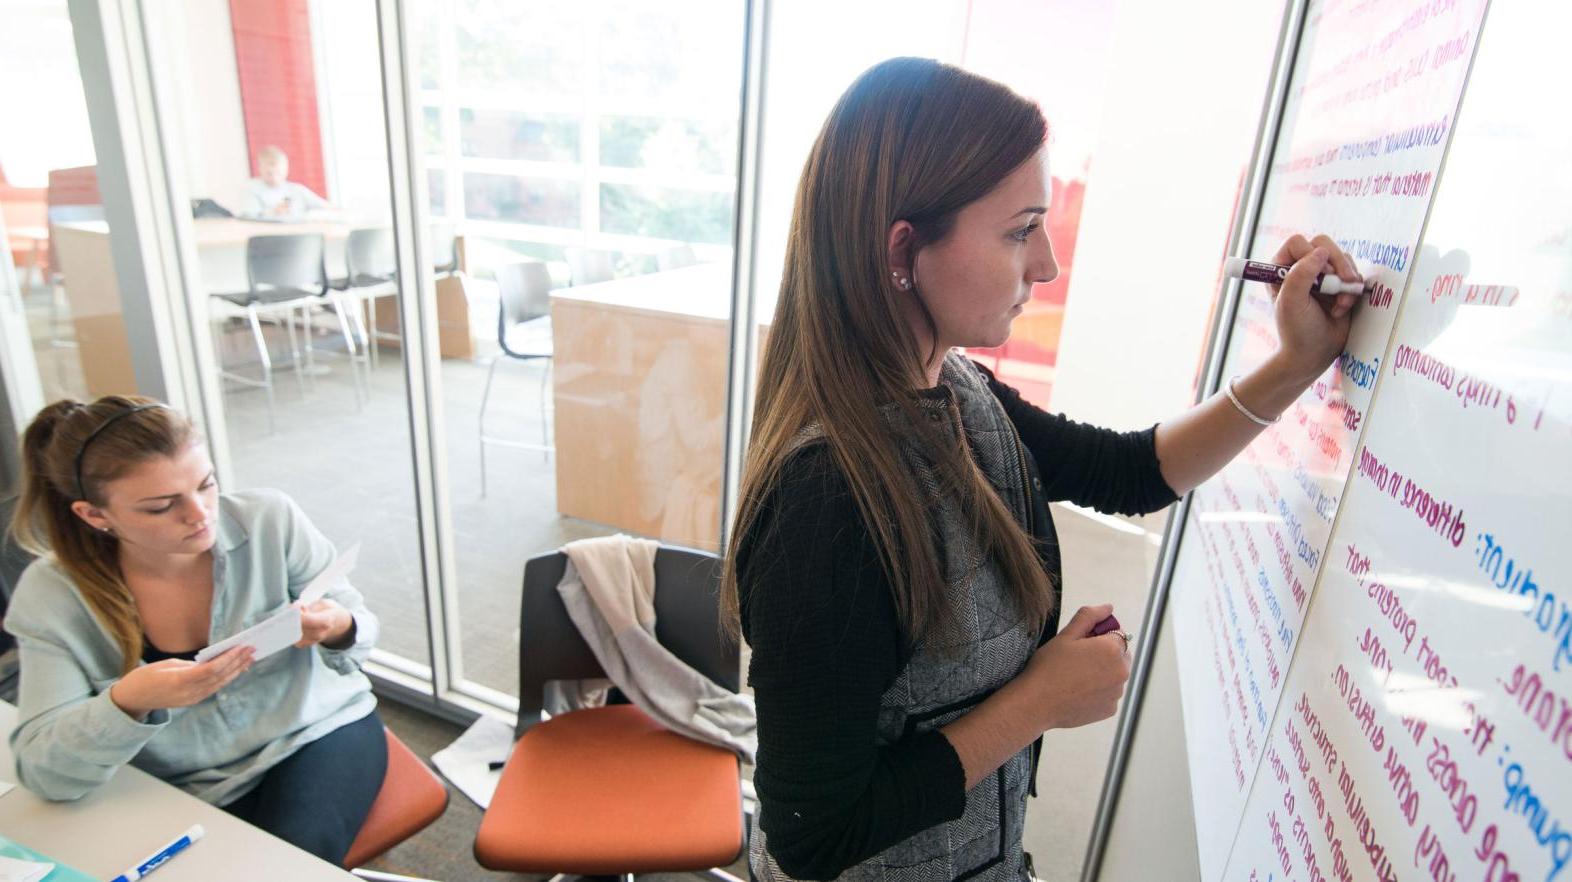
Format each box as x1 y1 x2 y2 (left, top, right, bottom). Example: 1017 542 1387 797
1118 630 1134 653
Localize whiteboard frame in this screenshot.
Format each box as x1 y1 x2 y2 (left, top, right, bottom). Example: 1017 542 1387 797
1078 2 1312 878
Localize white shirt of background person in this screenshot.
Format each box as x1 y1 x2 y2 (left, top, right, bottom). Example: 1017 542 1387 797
242 145 329 220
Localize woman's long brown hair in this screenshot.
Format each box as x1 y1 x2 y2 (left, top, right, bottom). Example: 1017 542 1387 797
722 58 1055 645
11 396 197 674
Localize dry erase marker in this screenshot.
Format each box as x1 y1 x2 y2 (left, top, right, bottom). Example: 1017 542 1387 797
110 824 204 882
1223 257 1367 295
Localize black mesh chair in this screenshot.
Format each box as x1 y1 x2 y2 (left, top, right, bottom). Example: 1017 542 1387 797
210 233 366 430
478 260 553 495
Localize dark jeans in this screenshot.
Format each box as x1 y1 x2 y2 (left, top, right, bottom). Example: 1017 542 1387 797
223 710 388 866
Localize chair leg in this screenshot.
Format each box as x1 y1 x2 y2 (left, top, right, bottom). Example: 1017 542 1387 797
284 308 309 396
366 295 379 371
478 356 501 498
330 295 368 408
246 306 276 435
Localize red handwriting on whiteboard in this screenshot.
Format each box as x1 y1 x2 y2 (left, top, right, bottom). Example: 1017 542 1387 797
1354 445 1467 547
1500 663 1572 767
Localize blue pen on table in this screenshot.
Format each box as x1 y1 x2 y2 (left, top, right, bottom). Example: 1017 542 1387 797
109 824 204 882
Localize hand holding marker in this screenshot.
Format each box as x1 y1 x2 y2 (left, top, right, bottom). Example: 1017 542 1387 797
1092 614 1133 654
109 825 203 882
1224 256 1371 295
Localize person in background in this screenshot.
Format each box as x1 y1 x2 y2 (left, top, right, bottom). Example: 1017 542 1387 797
5 396 386 865
723 57 1362 882
242 145 329 219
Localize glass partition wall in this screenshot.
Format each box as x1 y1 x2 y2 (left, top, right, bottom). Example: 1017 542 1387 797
74 0 755 715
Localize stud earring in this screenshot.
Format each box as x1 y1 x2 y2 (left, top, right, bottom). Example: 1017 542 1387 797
891 271 912 291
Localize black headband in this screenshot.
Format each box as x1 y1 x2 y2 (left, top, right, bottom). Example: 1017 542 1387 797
73 403 167 501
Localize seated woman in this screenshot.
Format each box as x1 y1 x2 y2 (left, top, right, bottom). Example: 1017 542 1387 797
5 396 386 865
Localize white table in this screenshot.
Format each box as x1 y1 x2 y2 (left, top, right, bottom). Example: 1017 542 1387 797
0 701 358 881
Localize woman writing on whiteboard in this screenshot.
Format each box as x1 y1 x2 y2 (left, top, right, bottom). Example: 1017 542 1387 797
722 58 1362 882
5 397 387 865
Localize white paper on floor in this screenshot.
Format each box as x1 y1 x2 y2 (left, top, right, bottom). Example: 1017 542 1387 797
431 714 516 810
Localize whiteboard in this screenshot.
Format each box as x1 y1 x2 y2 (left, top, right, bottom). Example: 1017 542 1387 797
1165 0 1489 876
1219 2 1572 880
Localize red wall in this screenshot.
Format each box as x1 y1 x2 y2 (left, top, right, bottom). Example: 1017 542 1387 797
229 0 327 198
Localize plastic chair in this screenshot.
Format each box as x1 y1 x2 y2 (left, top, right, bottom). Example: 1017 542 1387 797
333 227 399 370
478 260 553 495
211 233 367 432
473 546 745 879
342 728 449 871
430 224 459 276
566 246 616 286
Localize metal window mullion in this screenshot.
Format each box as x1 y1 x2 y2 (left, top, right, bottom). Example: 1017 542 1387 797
720 0 770 553
579 5 600 242
374 0 456 701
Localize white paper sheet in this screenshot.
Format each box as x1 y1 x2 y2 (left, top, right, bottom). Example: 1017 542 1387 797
430 715 515 810
194 606 302 664
0 855 54 882
298 543 360 605
193 544 359 664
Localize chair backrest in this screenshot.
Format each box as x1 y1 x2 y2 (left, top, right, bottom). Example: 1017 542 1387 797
655 244 696 271
494 261 552 333
247 233 327 295
347 227 396 281
515 544 739 736
565 247 615 286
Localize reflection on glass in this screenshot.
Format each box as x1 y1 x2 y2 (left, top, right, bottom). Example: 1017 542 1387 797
422 107 443 152
600 117 734 175
599 184 731 244
462 173 579 228
454 2 582 95
460 109 579 162
0 0 101 406
428 169 447 217
411 0 746 699
149 1 429 669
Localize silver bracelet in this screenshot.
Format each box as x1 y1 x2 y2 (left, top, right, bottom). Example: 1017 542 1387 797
1224 375 1280 426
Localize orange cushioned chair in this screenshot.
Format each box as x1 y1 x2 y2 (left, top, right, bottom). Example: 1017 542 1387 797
474 546 746 879
342 728 449 870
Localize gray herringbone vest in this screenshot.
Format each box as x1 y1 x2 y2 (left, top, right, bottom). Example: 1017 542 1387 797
751 353 1039 882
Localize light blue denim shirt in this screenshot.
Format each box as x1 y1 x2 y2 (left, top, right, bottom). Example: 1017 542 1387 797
4 488 378 806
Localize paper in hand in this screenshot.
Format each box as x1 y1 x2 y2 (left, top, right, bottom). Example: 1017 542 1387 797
298 543 360 605
195 605 302 664
193 544 358 664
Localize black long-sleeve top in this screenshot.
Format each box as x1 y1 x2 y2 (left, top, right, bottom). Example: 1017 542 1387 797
736 363 1179 880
